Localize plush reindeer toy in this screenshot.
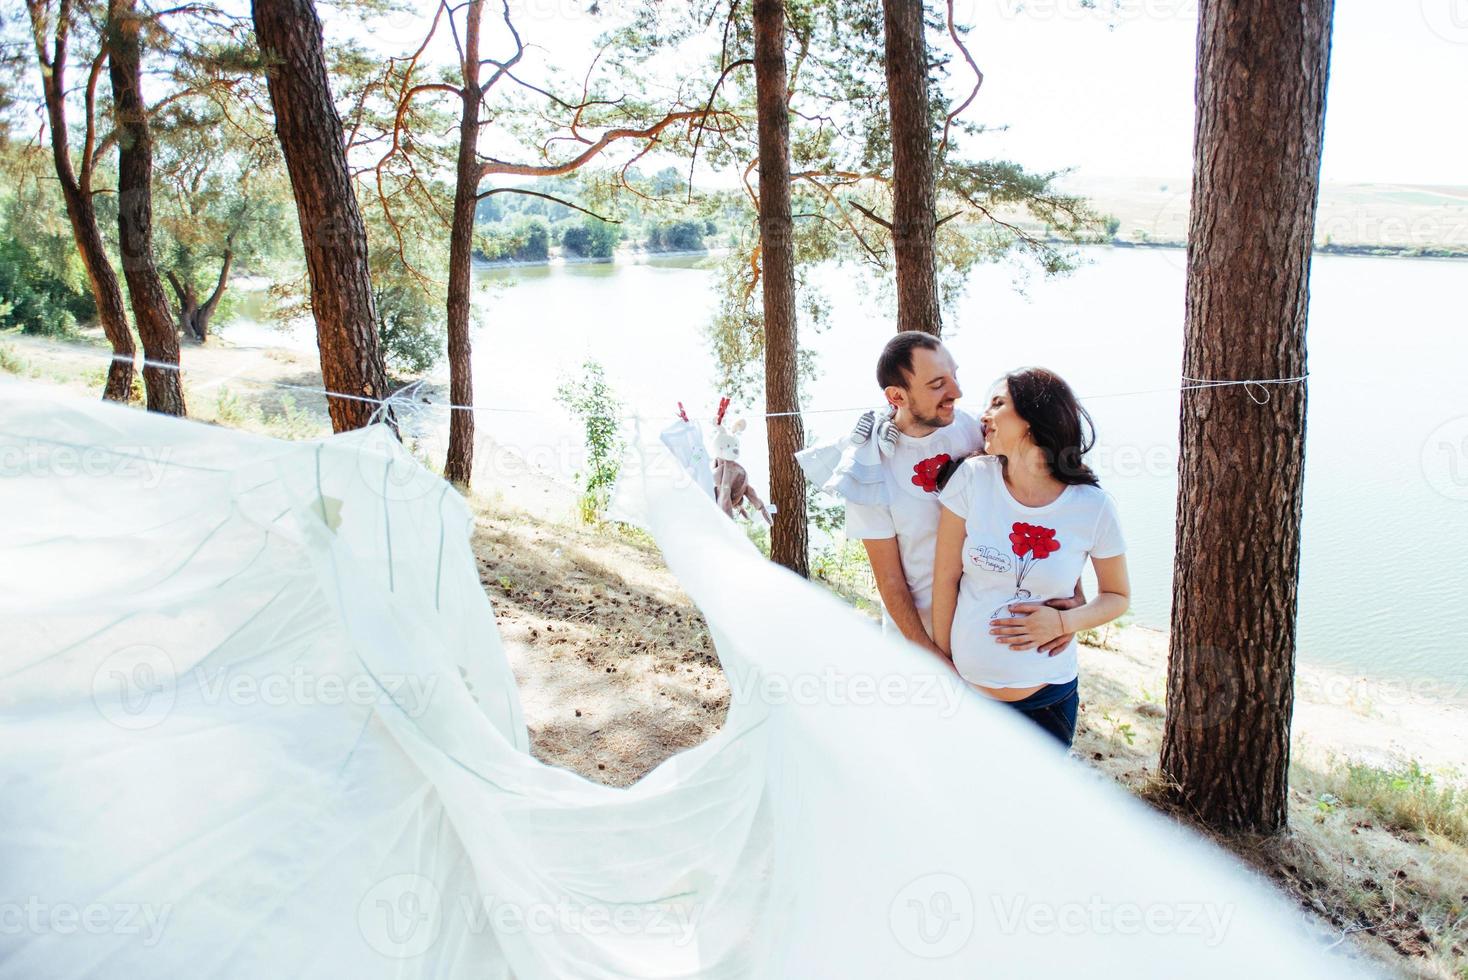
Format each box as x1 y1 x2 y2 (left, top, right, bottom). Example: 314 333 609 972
710 398 773 525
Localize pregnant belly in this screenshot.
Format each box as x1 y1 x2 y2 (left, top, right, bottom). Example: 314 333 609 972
952 591 1068 697
968 679 1047 702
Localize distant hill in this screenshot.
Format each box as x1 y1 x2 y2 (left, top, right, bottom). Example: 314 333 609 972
1061 176 1468 254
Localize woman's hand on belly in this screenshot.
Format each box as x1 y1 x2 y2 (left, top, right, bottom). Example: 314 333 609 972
988 602 1066 652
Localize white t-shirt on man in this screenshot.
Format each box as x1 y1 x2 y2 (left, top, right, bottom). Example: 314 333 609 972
844 410 985 634
937 455 1125 689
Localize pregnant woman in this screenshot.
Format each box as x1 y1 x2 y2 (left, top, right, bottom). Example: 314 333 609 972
931 367 1130 748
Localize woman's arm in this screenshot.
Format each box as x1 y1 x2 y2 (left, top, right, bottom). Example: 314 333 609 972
931 505 967 657
989 554 1130 652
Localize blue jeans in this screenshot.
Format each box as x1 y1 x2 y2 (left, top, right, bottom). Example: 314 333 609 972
1005 677 1079 748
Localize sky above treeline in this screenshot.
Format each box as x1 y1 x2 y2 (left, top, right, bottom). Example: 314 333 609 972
328 0 1468 189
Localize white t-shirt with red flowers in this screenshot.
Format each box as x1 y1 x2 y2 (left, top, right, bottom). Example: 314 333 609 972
937 455 1125 688
844 411 985 631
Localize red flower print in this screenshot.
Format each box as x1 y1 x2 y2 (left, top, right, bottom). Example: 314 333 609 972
911 453 951 494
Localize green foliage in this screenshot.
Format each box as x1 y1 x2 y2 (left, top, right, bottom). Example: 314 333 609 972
152 98 298 333
359 180 449 375
0 342 29 375
472 170 740 264
810 537 876 601
213 386 319 440
556 359 625 524
372 277 443 374
705 234 830 405
1326 760 1468 846
0 183 96 337
1099 711 1137 746
645 220 706 253
561 218 621 259
481 217 551 263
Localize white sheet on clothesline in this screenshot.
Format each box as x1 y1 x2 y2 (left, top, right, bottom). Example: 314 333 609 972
0 379 1365 978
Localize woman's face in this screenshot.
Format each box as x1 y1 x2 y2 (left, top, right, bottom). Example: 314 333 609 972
979 381 1028 458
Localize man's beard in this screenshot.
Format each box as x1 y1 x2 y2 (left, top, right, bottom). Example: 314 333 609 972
911 406 953 429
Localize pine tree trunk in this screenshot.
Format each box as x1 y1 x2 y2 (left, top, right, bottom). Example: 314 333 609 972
882 0 941 337
253 0 390 433
753 0 808 576
442 0 483 486
27 0 137 402
1160 0 1334 835
106 0 185 415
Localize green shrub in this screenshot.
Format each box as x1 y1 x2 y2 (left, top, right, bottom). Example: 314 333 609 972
561 218 620 259
0 195 95 337
556 359 624 524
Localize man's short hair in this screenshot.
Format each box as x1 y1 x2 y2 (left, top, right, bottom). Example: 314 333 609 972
876 331 942 390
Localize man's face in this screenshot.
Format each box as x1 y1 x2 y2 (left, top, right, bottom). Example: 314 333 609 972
888 344 962 428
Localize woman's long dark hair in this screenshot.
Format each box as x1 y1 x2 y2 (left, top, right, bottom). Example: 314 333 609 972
1001 367 1100 487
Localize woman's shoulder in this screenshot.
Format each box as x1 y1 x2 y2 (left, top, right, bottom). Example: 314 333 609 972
957 453 998 473
1066 481 1120 514
952 453 998 485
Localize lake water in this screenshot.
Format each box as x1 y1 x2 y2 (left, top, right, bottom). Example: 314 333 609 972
229 247 1468 694
461 247 1468 694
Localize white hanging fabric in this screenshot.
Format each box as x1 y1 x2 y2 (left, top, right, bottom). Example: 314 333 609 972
658 417 716 500
0 380 1358 978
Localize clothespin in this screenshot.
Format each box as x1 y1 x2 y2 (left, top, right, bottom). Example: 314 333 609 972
676 401 689 422
715 396 730 426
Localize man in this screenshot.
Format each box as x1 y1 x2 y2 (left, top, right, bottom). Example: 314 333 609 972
842 332 1079 664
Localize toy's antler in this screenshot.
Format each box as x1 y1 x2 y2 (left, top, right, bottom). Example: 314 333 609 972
676 401 689 422
715 396 730 426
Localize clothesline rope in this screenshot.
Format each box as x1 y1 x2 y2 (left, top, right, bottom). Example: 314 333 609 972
88 350 1309 421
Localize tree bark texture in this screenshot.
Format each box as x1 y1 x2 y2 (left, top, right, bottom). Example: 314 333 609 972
753 0 808 576
253 0 390 432
27 0 137 401
442 0 483 485
882 0 941 336
107 0 184 414
1161 0 1334 835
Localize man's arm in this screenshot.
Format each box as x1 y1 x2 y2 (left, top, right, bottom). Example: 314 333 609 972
862 537 952 665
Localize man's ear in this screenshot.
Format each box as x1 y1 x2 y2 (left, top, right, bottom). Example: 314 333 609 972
883 385 906 410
